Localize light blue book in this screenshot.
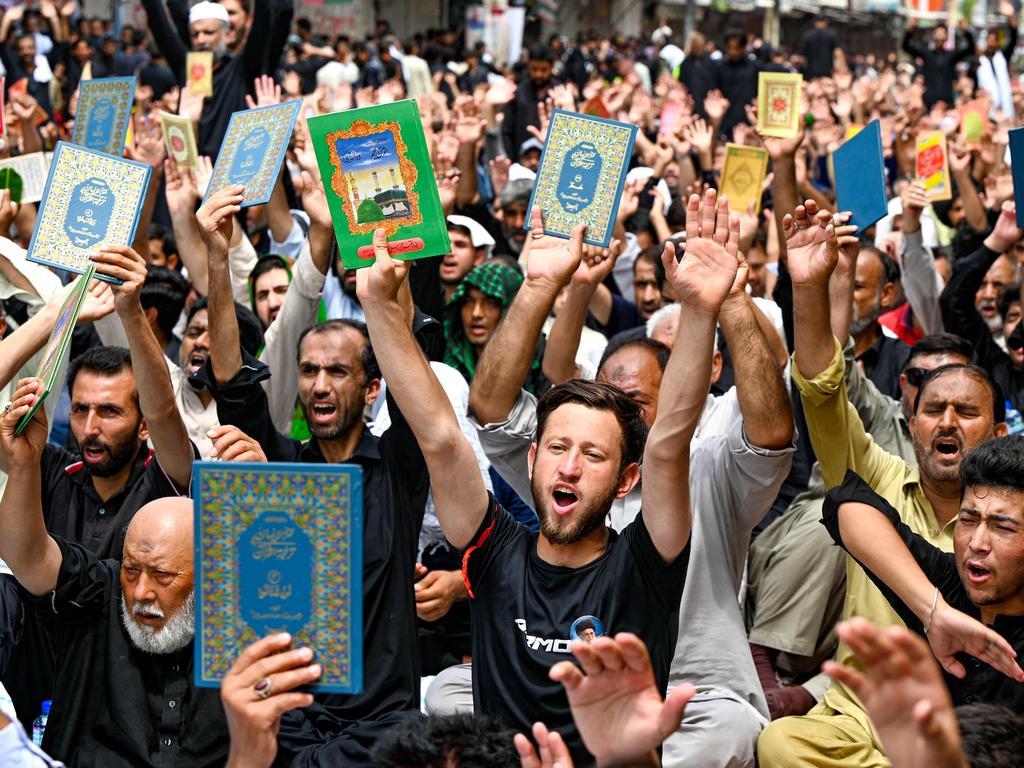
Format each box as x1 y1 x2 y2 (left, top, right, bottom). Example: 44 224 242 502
71 76 136 156
527 109 638 248
833 120 888 235
204 100 302 207
193 462 364 695
25 141 151 281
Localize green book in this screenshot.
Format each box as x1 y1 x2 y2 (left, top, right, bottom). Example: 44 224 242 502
0 167 23 204
15 265 96 436
307 100 450 269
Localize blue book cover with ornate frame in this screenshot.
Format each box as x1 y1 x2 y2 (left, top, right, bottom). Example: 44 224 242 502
71 76 135 156
204 100 302 208
526 109 638 248
193 462 364 694
25 141 151 282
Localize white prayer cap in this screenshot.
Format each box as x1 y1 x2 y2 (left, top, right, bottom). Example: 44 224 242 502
508 162 536 183
447 215 495 249
189 1 229 26
625 166 672 216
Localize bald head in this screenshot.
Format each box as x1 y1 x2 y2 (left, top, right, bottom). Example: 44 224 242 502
124 497 194 570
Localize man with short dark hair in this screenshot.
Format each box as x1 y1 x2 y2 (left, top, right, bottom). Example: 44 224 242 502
440 215 495 302
501 44 558 158
850 245 909 400
359 190 744 764
195 186 433 766
820 431 1024 710
902 16 975 109
799 18 840 80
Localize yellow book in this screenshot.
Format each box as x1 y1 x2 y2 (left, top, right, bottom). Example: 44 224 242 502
916 131 952 202
721 143 768 214
187 51 213 97
757 72 802 138
159 111 198 168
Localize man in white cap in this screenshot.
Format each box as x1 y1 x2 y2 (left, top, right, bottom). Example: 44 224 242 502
139 0 290 157
441 215 496 302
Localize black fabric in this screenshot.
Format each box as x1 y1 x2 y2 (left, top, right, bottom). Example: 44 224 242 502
712 57 760 139
939 243 1024 411
856 331 912 402
679 55 715 118
464 497 690 766
901 29 975 108
139 0 288 158
799 27 839 80
501 79 556 158
192 337 432 764
22 538 228 767
822 471 1024 710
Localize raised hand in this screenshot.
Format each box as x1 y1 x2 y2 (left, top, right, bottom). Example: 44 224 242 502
127 116 166 167
489 156 511 199
703 89 730 126
900 181 929 234
221 633 318 768
194 155 214 199
196 185 243 257
515 722 574 768
0 377 47 469
922 599 1024 682
522 207 585 291
299 170 331 230
164 157 199 215
823 619 969 768
355 228 411 306
668 188 742 316
436 167 460 217
208 424 268 462
246 75 282 109
90 245 148 314
546 633 694 766
178 81 205 124
77 279 116 324
984 200 1024 254
783 200 838 286
572 239 621 287
831 213 859 274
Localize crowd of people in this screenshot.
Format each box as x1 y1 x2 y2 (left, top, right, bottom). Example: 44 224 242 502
0 1 1022 766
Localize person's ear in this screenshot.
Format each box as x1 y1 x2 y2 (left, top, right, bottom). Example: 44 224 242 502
995 421 1010 437
616 462 640 499
527 443 536 480
880 281 899 310
364 378 381 407
138 416 150 444
710 350 723 385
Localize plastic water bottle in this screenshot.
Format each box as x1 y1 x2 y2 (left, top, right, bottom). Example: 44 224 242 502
31 700 51 746
1006 401 1024 435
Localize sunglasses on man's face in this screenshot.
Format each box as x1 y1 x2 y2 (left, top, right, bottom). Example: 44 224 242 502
904 367 928 388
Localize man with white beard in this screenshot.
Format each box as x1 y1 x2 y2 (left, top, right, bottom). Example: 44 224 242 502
0 386 229 768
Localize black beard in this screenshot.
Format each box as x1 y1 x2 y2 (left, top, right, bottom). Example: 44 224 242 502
531 474 618 546
79 436 141 478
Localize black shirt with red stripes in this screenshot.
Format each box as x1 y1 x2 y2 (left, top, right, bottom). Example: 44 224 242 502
463 495 690 765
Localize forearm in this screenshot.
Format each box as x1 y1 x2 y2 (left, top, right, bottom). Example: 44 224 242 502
454 142 478 206
900 230 944 334
771 158 798 257
648 211 672 244
542 284 594 384
828 266 855 344
641 306 717 559
952 170 987 231
469 280 558 424
0 303 57 387
117 303 192 487
132 166 162 261
0 465 61 596
169 211 209 295
793 282 837 380
208 252 244 385
834 502 938 622
266 176 294 245
720 296 793 449
18 117 42 155
363 299 487 548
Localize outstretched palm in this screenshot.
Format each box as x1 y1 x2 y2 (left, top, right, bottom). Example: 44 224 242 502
524 207 585 290
667 188 741 314
784 200 838 286
549 634 693 765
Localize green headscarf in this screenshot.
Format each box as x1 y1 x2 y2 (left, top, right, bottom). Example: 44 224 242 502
444 260 524 382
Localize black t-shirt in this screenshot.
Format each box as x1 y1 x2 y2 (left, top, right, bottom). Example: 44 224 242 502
464 497 690 765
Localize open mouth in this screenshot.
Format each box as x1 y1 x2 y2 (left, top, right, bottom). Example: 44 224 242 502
979 302 997 318
551 486 579 516
186 351 208 371
82 445 107 463
965 561 991 583
934 437 961 457
309 402 337 424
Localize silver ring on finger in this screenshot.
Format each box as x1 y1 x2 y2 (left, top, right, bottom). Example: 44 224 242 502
254 676 273 700
2 401 12 415
530 231 545 240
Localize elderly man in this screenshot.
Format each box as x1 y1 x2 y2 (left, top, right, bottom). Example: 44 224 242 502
139 0 289 156
0 387 229 766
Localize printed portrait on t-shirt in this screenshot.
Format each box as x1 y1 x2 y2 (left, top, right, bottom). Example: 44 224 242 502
569 615 605 644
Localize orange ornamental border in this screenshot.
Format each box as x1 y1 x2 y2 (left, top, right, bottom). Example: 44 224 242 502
325 119 422 237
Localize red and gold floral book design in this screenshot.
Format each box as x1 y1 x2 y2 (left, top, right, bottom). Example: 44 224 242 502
757 72 802 139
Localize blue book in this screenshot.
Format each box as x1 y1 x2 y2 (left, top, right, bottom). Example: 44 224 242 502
193 462 364 694
527 109 638 248
204 100 302 207
833 119 888 235
25 141 151 281
1009 127 1024 228
71 76 135 156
